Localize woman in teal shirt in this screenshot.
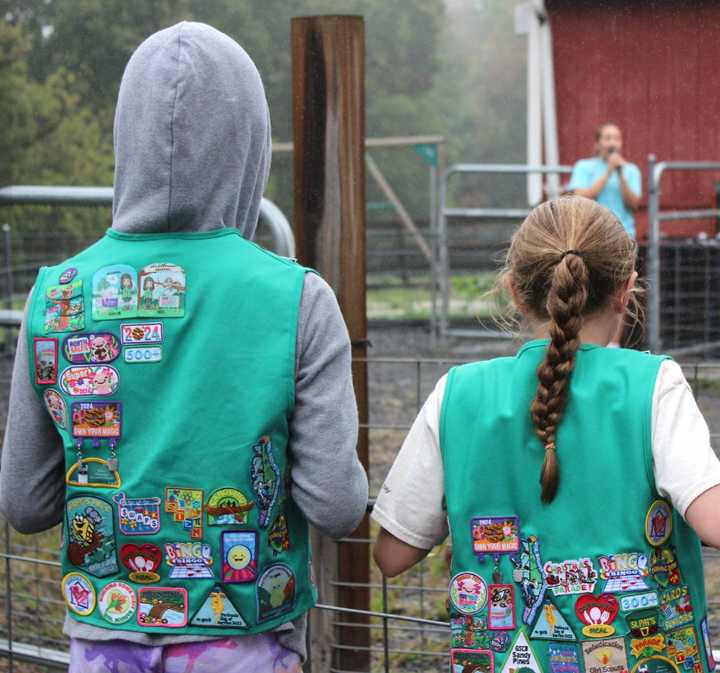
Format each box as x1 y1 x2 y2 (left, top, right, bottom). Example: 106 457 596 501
567 123 642 238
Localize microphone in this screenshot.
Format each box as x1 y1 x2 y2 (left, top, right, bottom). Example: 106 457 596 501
607 147 621 174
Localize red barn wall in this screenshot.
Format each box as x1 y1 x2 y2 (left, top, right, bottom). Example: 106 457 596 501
546 0 720 239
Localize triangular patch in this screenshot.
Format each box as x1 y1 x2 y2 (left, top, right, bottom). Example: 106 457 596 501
531 599 577 641
501 629 545 673
191 585 247 628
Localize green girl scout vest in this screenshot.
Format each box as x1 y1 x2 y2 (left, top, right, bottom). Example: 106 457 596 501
441 340 715 673
27 227 316 635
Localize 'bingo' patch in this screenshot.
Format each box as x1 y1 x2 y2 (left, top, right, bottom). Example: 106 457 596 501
582 637 629 673
471 516 520 559
71 401 122 438
549 643 581 673
138 263 186 317
222 531 258 583
575 593 620 638
99 581 136 625
34 337 58 384
63 333 120 364
488 584 515 630
61 365 119 396
120 543 162 583
659 584 694 631
92 265 138 319
530 598 576 641
124 346 162 363
191 586 248 628
165 487 203 540
544 557 598 596
121 322 163 345
114 493 161 535
165 541 214 580
66 496 118 578
598 552 650 593
646 500 673 547
206 487 254 526
500 629 543 673
621 591 659 614
451 649 494 673
269 513 291 556
257 564 296 622
137 587 188 628
449 571 487 615
43 389 67 428
251 436 280 528
61 571 96 616
511 536 548 625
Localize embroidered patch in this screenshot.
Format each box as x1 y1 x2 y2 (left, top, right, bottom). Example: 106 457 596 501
666 626 702 673
269 513 290 555
544 557 598 596
63 333 120 364
630 656 681 673
43 389 68 428
59 267 78 285
251 436 280 528
137 587 188 628
622 592 659 614
164 487 203 540
120 543 162 583
92 265 138 319
257 563 296 622
138 263 186 317
450 648 494 673
165 541 214 579
629 609 660 638
471 517 520 559
120 322 163 345
66 496 118 577
451 614 488 648
631 634 666 659
530 598 577 641
113 493 161 535
65 457 121 489
700 617 715 673
45 280 84 333
488 584 515 630
659 585 694 631
61 365 119 396
61 571 96 616
221 531 258 583
191 585 248 628
491 632 512 653
646 500 673 547
598 552 650 593
511 535 548 625
71 401 122 438
575 593 620 638
98 581 136 624
205 487 254 526
124 346 162 363
34 337 58 384
650 547 681 587
500 629 543 673
582 638 629 673
449 571 488 615
549 644 581 673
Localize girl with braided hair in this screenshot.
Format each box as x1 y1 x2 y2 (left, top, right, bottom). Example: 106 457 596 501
372 196 720 671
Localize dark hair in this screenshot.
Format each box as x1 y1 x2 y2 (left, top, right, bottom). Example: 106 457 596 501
502 196 638 503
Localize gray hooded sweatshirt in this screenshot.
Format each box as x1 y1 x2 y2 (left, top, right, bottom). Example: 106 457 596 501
0 22 368 660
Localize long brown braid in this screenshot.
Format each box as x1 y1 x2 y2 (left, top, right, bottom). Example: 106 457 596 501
501 196 637 503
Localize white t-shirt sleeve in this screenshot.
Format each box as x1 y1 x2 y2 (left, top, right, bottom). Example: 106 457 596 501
652 360 720 517
371 375 449 550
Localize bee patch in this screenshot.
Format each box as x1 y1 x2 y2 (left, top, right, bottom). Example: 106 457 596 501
34 337 58 384
65 496 118 578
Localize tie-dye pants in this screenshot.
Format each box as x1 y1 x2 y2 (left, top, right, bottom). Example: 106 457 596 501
69 634 303 673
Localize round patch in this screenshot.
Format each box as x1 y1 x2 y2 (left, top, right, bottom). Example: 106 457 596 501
449 571 487 614
630 655 681 673
59 267 78 284
645 499 672 547
61 571 96 616
99 581 136 624
43 389 67 428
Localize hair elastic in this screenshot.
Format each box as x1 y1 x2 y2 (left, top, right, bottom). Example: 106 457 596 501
558 249 583 262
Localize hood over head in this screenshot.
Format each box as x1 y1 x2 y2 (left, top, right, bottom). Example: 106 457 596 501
112 22 271 238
